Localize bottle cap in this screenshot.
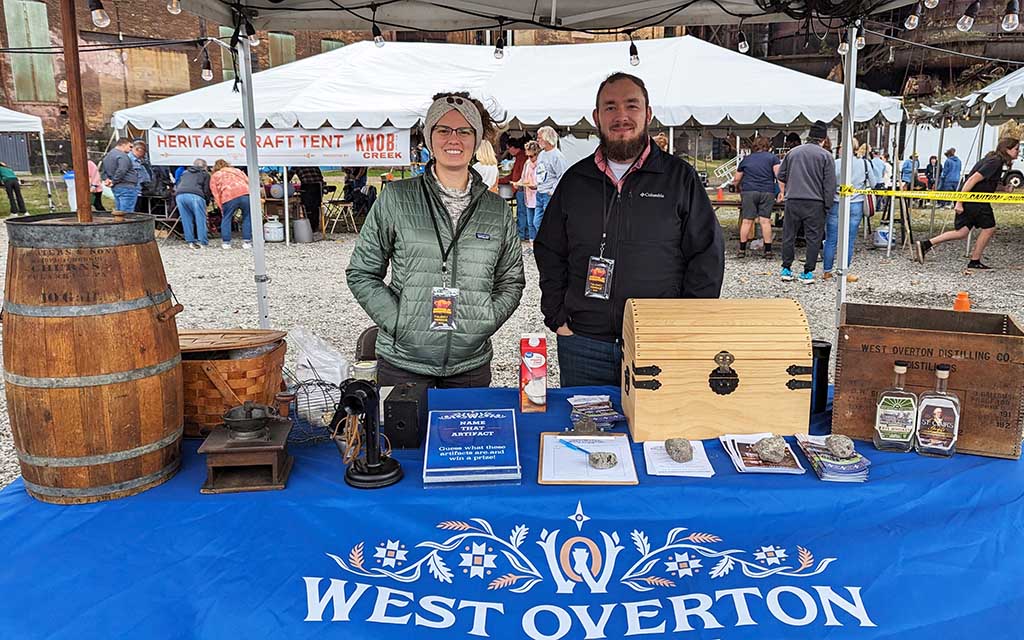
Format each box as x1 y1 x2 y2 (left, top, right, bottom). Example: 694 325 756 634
935 363 951 378
893 360 909 373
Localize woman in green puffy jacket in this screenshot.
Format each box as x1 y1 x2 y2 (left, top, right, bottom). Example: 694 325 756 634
346 92 525 388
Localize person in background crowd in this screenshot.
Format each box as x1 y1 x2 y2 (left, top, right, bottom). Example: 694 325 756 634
472 139 500 190
533 125 568 243
776 120 835 285
731 135 779 259
209 159 252 249
870 149 888 214
289 165 326 233
925 155 940 190
346 91 525 389
412 143 427 176
87 159 105 211
497 138 528 240
100 137 139 212
900 152 919 189
0 162 26 215
175 159 212 249
131 142 151 212
785 132 802 151
535 72 724 387
654 132 670 153
512 140 540 251
939 147 962 208
914 136 1019 270
823 140 878 283
174 165 187 183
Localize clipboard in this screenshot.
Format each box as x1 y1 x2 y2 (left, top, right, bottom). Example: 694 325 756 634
538 432 639 486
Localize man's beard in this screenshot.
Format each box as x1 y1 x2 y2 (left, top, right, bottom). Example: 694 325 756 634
598 124 649 162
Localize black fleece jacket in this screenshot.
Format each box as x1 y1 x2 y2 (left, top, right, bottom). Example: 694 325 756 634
534 142 725 342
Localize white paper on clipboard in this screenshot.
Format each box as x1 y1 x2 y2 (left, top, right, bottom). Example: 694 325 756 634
539 433 638 485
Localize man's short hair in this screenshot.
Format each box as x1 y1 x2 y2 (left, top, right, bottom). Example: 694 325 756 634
595 72 649 110
506 137 525 150
115 137 132 147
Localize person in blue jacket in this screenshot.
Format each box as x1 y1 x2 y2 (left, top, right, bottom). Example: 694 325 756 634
938 148 962 208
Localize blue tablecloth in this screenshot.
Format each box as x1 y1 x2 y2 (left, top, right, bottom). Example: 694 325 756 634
1 386 1022 639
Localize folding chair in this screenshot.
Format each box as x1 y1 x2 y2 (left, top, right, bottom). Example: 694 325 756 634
322 198 358 234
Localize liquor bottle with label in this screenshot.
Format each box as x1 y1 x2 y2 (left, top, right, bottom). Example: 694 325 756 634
914 364 960 458
873 360 917 452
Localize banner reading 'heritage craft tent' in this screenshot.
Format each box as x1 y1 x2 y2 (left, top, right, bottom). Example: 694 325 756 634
147 127 410 166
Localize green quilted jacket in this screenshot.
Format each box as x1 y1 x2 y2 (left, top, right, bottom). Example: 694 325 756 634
346 167 525 377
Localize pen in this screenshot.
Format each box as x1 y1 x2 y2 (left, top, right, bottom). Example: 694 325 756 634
558 439 592 455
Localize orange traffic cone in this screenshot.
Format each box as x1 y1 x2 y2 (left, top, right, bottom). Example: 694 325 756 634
953 291 971 312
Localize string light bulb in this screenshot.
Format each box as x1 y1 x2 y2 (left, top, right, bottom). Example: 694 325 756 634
628 40 640 66
924 0 939 9
1002 0 1020 31
200 50 213 81
904 2 922 30
957 0 980 31
371 5 385 47
737 31 749 53
494 35 505 59
167 0 182 15
244 19 259 47
837 35 849 56
88 0 110 28
855 30 866 50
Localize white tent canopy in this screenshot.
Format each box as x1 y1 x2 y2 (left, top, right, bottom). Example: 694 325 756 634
0 105 54 210
113 37 902 132
0 105 43 133
965 65 1024 123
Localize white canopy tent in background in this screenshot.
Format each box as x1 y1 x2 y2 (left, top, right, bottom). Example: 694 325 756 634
0 106 54 211
967 65 1024 124
168 0 915 329
113 37 903 132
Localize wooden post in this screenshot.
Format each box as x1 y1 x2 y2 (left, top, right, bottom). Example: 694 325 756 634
59 0 93 222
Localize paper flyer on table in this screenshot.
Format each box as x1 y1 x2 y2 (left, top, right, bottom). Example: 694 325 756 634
643 441 715 477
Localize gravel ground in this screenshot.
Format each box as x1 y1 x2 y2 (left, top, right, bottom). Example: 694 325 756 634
2 213 1022 489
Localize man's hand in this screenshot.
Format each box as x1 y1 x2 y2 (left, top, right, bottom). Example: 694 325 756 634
776 192 784 203
955 202 964 213
555 324 573 336
103 179 112 187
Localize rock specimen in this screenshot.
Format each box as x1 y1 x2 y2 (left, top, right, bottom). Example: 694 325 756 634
753 435 788 463
588 451 618 469
665 438 694 463
826 434 856 459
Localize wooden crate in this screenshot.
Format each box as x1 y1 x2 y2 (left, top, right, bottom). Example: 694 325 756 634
622 299 813 441
833 303 1024 459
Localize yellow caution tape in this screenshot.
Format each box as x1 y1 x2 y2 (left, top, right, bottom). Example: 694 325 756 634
839 184 1024 203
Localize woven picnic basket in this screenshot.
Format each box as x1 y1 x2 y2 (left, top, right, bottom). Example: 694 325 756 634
180 330 288 437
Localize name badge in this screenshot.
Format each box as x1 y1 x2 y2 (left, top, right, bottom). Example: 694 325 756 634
585 256 615 300
430 287 460 331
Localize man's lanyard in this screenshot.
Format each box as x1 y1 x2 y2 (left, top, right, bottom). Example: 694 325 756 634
426 185 479 288
597 155 643 258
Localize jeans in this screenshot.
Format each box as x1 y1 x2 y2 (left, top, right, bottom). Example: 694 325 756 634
823 201 864 273
515 190 529 240
556 333 622 388
533 192 552 240
377 358 491 389
175 193 209 245
112 186 139 213
781 198 826 273
3 178 26 213
220 194 252 243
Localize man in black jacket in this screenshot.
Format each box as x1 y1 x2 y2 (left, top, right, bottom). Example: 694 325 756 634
534 73 725 387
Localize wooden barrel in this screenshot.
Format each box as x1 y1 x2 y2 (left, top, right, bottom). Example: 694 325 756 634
3 213 183 504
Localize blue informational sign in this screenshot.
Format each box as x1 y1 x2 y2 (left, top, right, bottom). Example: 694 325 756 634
422 408 521 483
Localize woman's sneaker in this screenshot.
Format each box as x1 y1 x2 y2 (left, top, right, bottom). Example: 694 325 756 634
798 271 815 285
242 241 252 249
222 242 232 249
780 267 794 282
966 260 991 270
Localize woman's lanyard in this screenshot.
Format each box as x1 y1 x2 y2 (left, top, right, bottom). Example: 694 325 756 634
426 186 476 288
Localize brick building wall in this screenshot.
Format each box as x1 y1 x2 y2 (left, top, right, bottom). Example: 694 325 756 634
0 0 369 168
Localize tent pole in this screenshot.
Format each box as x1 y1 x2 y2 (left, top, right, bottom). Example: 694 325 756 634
283 165 290 246
886 122 897 258
237 37 272 329
967 104 988 257
668 126 674 154
834 23 859 331
38 130 55 212
929 115 946 235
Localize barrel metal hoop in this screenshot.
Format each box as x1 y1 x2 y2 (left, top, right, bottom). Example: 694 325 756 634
4 354 181 388
3 288 171 318
22 459 180 498
16 426 183 468
5 213 155 248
